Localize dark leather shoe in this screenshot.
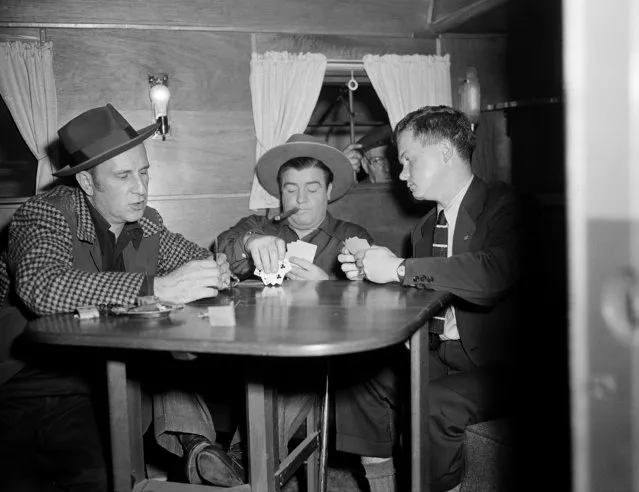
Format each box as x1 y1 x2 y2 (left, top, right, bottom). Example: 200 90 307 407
184 437 244 487
226 441 246 483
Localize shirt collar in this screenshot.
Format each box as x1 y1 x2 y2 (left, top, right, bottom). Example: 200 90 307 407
438 175 474 226
84 196 143 249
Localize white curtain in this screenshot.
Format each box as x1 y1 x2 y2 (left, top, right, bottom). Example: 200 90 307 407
248 51 327 210
0 41 58 192
363 54 452 129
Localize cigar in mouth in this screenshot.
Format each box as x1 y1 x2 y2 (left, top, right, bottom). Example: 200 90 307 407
273 207 300 222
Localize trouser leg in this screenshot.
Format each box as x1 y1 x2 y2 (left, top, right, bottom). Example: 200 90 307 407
333 347 404 458
153 390 216 456
38 394 109 491
429 341 512 492
0 366 108 492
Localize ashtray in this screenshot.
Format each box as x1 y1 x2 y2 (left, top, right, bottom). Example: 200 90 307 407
110 302 184 319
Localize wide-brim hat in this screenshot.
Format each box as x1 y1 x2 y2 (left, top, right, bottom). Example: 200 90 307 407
357 125 393 153
256 134 354 202
53 104 159 178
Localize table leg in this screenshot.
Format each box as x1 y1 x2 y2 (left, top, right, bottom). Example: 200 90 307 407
410 326 430 492
106 360 145 491
246 369 278 492
305 399 319 492
318 362 330 492
107 360 133 492
127 375 146 486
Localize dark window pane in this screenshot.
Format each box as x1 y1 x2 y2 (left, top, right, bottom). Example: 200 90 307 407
0 94 37 198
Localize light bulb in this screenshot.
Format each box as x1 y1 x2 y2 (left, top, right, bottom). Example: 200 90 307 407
149 83 170 117
459 67 481 126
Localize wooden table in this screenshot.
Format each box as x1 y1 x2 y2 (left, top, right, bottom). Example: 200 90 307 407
25 280 451 492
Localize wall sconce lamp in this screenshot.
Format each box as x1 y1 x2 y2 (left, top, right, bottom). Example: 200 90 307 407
459 67 481 131
148 73 170 140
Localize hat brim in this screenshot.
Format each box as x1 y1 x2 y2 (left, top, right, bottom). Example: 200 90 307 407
256 141 354 202
356 125 393 154
53 122 159 178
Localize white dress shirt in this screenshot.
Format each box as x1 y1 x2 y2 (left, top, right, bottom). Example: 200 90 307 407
437 175 474 341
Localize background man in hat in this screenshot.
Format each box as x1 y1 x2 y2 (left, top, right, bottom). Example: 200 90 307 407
0 104 237 490
343 125 395 184
340 106 520 492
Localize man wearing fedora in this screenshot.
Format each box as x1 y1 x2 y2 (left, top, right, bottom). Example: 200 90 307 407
343 125 395 184
0 104 239 490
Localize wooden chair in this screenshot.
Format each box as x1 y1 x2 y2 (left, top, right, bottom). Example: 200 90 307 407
121 361 330 492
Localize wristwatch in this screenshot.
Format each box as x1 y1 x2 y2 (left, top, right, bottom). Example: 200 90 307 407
396 259 406 282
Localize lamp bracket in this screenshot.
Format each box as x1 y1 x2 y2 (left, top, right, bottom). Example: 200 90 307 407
148 73 168 87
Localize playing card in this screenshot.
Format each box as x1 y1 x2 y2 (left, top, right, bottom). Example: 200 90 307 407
344 236 371 256
286 240 317 263
255 258 292 286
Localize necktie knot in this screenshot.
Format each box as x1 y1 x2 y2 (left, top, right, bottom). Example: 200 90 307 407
437 210 447 226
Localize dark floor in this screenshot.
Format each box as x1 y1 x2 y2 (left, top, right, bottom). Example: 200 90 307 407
281 451 369 492
145 432 370 492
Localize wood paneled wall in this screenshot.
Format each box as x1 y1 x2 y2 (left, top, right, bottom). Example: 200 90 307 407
34 24 436 249
1 1 508 252
0 0 429 37
440 34 509 108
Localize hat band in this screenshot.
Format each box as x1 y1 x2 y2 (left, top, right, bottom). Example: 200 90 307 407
68 126 140 167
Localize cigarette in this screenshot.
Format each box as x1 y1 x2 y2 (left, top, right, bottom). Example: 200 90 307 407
273 207 300 222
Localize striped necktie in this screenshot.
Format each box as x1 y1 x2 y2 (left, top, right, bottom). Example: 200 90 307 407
430 210 448 334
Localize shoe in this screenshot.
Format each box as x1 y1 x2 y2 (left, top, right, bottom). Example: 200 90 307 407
184 436 244 487
226 441 246 483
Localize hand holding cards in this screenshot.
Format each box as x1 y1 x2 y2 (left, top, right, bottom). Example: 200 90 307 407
344 236 371 257
254 258 292 286
340 236 372 281
285 240 317 263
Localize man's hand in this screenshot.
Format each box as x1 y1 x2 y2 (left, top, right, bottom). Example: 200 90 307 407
155 258 224 304
338 245 365 281
342 143 364 178
214 253 232 289
360 246 404 284
244 234 286 274
287 257 329 281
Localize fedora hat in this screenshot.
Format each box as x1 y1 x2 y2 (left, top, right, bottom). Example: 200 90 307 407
256 134 354 202
53 104 158 178
356 125 393 153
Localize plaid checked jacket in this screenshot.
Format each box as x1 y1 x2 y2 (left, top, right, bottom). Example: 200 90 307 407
0 185 210 384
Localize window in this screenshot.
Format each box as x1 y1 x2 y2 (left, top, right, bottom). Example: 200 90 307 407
0 94 37 198
305 75 398 186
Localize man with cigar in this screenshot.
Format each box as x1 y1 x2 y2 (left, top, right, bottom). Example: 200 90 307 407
0 104 235 490
218 133 373 280
212 134 408 492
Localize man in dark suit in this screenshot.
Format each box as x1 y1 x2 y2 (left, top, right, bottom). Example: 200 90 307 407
340 105 520 492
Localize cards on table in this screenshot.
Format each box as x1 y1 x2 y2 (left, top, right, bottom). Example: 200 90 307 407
285 240 317 263
254 258 292 286
344 236 371 256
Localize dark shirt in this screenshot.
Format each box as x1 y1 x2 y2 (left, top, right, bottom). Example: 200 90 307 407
85 198 150 295
217 212 373 280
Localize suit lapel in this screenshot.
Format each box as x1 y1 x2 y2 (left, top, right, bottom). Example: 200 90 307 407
412 207 437 257
73 188 103 271
452 176 486 255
